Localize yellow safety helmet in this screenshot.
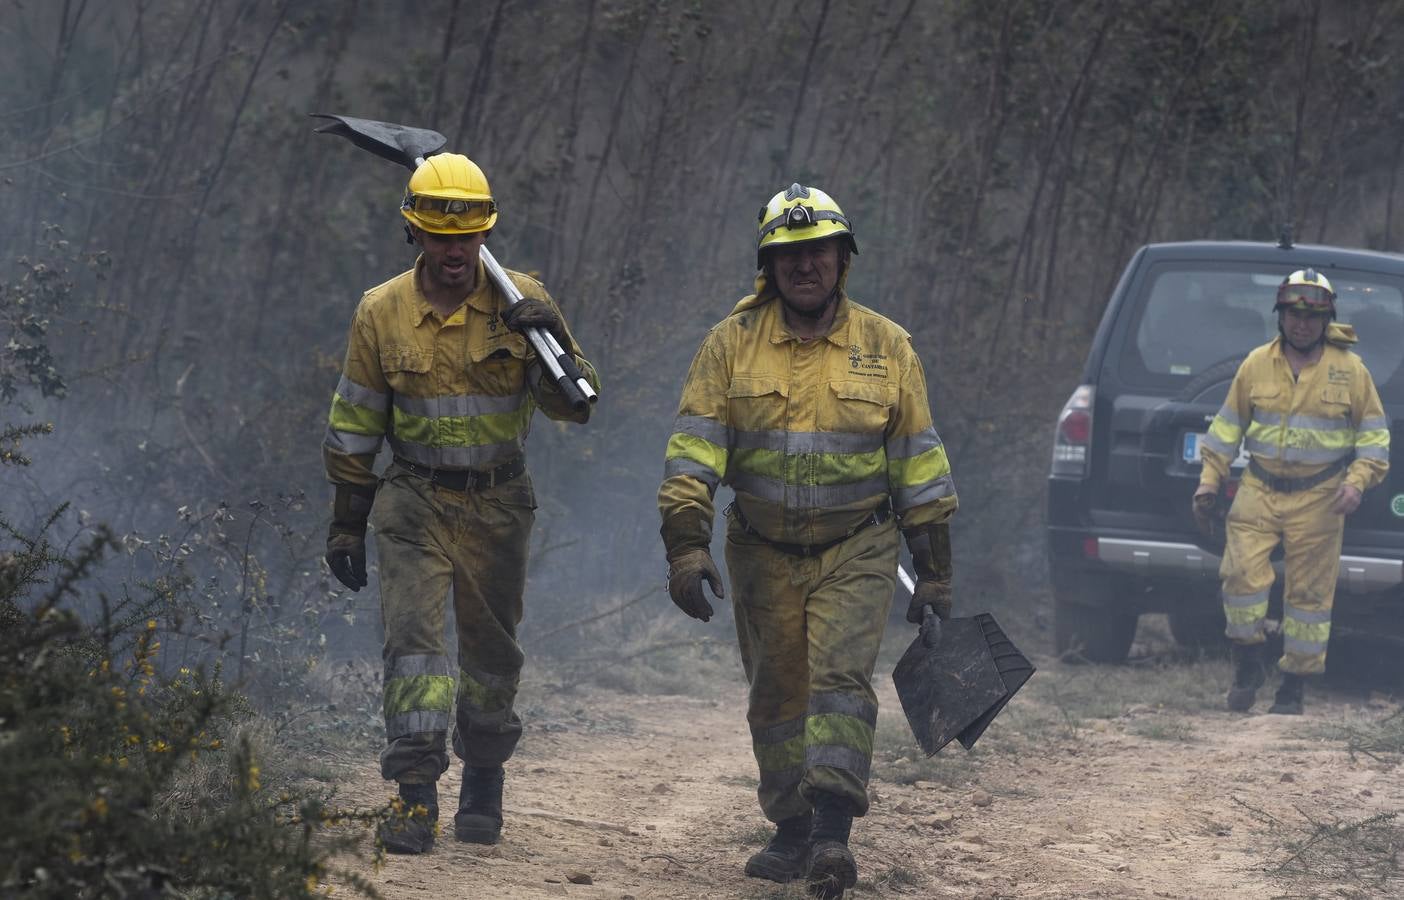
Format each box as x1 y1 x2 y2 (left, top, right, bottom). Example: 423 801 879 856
1274 268 1335 316
400 153 498 235
756 183 858 268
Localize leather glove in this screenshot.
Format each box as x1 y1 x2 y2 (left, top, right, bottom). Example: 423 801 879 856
903 522 953 624
500 298 567 347
666 549 725 622
326 483 375 592
1192 488 1223 543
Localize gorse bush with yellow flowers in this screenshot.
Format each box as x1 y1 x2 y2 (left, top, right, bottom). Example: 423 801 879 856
0 237 384 898
0 509 386 898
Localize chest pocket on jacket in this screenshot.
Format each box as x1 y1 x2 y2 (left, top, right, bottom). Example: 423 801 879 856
468 335 529 396
822 380 893 433
380 346 433 395
1249 384 1282 418
726 376 789 433
1320 387 1352 424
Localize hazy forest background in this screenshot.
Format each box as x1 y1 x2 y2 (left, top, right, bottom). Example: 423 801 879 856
5 0 1404 891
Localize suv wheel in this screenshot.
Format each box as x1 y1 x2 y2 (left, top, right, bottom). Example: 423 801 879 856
1052 569 1138 663
1167 605 1228 655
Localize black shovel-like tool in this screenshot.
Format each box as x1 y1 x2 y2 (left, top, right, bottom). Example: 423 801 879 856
891 607 1035 755
309 113 598 412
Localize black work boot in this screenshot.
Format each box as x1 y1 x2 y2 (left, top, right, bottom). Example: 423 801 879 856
377 782 438 854
744 812 812 883
1226 642 1266 712
1268 673 1306 715
805 793 857 899
454 765 504 844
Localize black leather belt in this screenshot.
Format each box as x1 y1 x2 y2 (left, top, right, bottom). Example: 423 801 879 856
393 456 525 492
727 500 892 558
1247 455 1351 493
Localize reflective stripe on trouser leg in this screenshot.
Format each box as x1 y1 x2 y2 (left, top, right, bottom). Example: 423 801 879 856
1219 479 1277 645
726 512 896 821
1278 479 1344 675
447 473 534 767
372 470 457 782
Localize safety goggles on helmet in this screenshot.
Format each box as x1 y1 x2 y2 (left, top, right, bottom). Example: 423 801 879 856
1274 268 1335 314
401 195 498 231
1275 283 1334 312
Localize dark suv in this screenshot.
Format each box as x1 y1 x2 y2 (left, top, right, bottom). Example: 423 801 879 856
1046 239 1404 662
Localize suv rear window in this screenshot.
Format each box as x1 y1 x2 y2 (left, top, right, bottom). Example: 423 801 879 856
1119 261 1404 400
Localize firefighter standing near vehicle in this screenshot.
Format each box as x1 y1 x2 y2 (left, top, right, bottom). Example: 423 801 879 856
322 153 598 853
1194 269 1389 714
657 184 957 898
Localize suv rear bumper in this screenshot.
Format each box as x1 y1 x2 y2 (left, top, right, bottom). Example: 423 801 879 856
1093 537 1402 594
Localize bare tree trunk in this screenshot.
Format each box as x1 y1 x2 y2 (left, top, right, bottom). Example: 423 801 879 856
777 0 831 179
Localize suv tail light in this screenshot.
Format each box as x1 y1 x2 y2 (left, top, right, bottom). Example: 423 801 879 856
1051 384 1095 477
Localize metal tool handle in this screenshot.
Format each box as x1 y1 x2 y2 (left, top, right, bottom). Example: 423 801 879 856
920 605 942 649
479 246 597 411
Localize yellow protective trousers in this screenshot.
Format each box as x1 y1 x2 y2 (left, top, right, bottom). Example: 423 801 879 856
1220 472 1343 675
724 508 897 823
369 462 536 783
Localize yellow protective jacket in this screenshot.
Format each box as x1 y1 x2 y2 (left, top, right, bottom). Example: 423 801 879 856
1201 323 1389 494
324 256 598 487
658 276 957 552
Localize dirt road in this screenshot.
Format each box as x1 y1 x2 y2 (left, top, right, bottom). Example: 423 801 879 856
330 635 1403 899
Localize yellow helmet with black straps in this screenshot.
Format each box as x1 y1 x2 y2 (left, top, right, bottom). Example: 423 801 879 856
1275 268 1335 317
756 183 858 269
400 153 498 235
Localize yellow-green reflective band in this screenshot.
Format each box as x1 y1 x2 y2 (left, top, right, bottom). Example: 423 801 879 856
731 446 886 484
383 674 455 718
753 732 806 773
1224 603 1268 626
888 443 951 490
1282 616 1331 645
1208 415 1242 446
806 713 874 757
330 393 388 435
458 669 517 714
392 405 532 448
667 432 729 478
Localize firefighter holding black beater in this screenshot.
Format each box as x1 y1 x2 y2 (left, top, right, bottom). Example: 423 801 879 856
657 183 957 898
322 153 598 853
1194 269 1389 715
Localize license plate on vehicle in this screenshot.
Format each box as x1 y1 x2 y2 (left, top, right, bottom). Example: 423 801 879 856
1182 432 1248 466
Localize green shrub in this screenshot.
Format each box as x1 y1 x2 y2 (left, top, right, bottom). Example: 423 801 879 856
0 518 381 899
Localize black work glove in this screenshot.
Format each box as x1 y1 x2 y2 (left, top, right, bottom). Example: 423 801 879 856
326 483 375 592
1192 488 1224 543
666 549 725 622
903 522 953 624
500 298 567 347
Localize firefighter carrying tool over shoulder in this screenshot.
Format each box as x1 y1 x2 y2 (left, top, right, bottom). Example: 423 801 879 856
320 126 600 853
657 183 957 899
1193 268 1389 715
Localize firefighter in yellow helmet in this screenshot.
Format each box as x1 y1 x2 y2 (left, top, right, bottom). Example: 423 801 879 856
1193 268 1389 714
322 153 599 853
658 184 957 897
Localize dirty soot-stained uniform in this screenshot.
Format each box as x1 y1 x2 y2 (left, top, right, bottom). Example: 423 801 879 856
1200 323 1389 675
658 276 957 821
324 255 598 782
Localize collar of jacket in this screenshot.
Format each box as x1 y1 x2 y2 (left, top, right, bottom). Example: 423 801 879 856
729 270 854 346
1268 320 1359 359
408 255 498 325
